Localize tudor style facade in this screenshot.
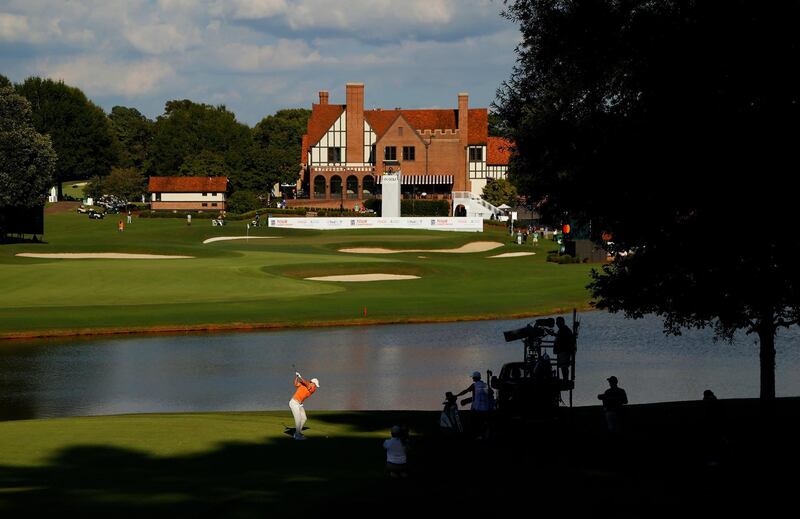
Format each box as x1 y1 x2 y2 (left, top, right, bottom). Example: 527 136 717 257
297 83 511 210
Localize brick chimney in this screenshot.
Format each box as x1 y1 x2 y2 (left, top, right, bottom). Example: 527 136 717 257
346 83 365 164
319 90 329 105
457 92 470 192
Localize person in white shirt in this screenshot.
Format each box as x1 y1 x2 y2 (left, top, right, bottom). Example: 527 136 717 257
383 425 408 478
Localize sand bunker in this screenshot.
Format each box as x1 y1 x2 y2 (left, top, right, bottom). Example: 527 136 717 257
305 274 420 282
16 253 194 259
489 252 537 258
203 236 280 244
339 241 503 254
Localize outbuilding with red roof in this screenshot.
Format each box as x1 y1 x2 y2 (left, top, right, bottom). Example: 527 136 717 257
148 176 228 211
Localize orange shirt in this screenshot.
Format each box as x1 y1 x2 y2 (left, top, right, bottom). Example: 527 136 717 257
292 379 317 403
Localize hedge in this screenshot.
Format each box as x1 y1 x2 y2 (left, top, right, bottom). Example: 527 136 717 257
362 199 450 216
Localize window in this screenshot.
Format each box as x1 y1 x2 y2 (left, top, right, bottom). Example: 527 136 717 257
402 146 415 161
384 146 397 161
211 203 218 207
202 192 208 196
155 193 161 201
398 126 404 136
327 147 342 163
211 192 217 196
368 145 376 164
202 203 208 207
469 147 483 162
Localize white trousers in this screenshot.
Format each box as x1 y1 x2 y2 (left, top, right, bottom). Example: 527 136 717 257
289 398 307 433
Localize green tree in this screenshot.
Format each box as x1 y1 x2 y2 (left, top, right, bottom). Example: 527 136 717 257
252 108 310 192
15 77 117 197
0 86 56 208
482 178 517 207
226 190 261 214
147 100 252 179
0 74 10 88
497 0 800 401
178 150 232 178
85 167 146 204
109 106 153 170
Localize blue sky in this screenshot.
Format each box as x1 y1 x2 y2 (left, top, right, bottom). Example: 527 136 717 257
0 0 520 126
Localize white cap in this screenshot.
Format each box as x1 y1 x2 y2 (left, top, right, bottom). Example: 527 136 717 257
311 378 320 388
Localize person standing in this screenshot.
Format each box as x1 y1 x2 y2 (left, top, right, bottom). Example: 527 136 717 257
118 220 124 232
186 213 192 226
553 316 576 380
383 425 408 478
127 210 132 224
455 371 493 439
289 372 320 440
598 376 628 434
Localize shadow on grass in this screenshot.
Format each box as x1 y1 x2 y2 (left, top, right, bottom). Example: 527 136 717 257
1 400 798 517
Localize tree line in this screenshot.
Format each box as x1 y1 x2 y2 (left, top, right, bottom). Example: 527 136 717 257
1 73 309 211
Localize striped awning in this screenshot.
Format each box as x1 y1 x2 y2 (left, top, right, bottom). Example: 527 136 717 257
376 174 453 185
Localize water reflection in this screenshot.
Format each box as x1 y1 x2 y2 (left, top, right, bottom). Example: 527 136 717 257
0 312 798 420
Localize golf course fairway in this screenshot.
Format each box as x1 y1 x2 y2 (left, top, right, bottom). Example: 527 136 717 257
0 210 595 338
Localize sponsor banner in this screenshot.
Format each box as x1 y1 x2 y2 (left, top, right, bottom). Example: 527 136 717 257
268 217 483 232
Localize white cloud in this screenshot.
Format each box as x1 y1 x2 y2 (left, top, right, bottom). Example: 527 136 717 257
215 39 328 71
0 12 42 42
39 56 175 97
213 0 288 20
124 23 202 54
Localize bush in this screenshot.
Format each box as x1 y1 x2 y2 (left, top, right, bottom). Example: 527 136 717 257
363 198 381 214
400 199 450 216
226 191 260 214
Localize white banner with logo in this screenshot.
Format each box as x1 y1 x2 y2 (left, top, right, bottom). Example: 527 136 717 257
268 217 483 232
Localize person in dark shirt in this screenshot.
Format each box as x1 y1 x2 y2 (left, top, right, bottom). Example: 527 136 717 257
598 376 628 434
553 316 576 380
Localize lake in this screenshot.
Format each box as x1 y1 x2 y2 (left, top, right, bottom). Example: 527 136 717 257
1 311 798 420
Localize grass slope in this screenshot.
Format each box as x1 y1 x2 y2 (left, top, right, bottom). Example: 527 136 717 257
0 212 594 336
1 400 798 516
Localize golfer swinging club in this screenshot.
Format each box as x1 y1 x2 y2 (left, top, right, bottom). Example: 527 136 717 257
289 370 319 440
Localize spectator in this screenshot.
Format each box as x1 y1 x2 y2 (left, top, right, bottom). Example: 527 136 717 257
598 376 628 434
384 425 408 478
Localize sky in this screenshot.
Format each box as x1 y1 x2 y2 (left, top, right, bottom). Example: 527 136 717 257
0 0 520 127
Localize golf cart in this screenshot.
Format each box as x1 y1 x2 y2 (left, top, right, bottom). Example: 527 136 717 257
88 208 105 219
490 311 579 416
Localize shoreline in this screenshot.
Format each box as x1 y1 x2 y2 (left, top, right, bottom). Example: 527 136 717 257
0 303 595 341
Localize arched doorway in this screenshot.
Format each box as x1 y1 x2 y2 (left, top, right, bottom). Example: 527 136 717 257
454 204 467 217
346 175 358 199
330 175 342 199
313 175 326 198
362 175 375 198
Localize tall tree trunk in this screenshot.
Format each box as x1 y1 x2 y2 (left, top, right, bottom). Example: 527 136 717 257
757 321 776 402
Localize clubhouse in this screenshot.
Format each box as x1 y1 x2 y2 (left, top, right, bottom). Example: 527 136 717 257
294 83 511 210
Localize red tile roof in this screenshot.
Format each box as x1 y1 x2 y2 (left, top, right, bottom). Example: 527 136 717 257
487 137 513 165
148 176 228 193
301 103 345 162
301 104 490 163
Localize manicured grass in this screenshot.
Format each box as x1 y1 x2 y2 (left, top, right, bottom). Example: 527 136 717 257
0 211 595 337
60 180 87 200
1 400 797 515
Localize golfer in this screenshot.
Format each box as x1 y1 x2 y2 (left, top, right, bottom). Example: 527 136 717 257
289 372 319 440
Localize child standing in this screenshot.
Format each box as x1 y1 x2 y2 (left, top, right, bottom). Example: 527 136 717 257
383 425 408 478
